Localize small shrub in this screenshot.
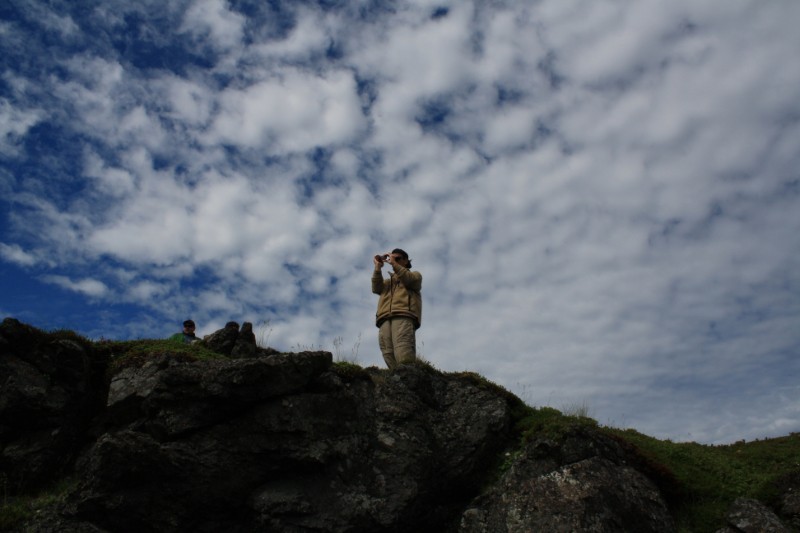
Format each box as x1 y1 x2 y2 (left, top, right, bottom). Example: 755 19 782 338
255 320 273 348
332 361 371 381
47 328 93 347
332 333 362 364
561 400 591 419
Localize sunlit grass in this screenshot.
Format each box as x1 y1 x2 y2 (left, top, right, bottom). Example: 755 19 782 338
98 338 227 373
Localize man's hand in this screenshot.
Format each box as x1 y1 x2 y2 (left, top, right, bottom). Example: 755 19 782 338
374 254 385 269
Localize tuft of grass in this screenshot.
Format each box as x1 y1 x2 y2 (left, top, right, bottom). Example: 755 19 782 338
516 405 599 443
47 328 94 347
289 343 320 352
0 477 78 530
255 319 273 348
561 400 592 419
409 354 439 373
331 334 363 364
331 360 371 381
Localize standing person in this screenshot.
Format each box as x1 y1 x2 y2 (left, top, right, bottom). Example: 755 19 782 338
169 319 199 344
372 248 422 369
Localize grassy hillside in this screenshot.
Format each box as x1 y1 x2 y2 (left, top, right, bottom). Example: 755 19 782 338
444 366 799 532
604 427 799 532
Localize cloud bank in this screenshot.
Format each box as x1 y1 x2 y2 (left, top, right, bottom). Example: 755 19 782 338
1 0 799 443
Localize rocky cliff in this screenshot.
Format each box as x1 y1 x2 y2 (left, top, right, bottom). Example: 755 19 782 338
0 318 795 532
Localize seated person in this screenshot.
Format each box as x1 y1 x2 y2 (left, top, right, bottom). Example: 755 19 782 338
169 319 199 344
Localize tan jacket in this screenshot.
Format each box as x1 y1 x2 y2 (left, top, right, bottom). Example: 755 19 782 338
372 265 422 329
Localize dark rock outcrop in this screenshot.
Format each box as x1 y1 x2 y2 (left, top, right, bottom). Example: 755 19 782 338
30 355 516 532
715 497 791 533
199 320 272 359
231 321 257 358
8 318 792 532
200 320 242 356
773 470 800 529
0 318 107 493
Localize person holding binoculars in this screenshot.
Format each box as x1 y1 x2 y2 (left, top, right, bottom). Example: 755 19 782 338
371 248 422 369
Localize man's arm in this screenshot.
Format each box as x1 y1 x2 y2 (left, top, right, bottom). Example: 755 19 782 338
372 258 385 294
392 265 422 291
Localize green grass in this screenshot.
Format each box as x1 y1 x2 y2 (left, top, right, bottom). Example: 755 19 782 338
46 328 94 346
331 360 373 380
515 404 599 442
0 477 78 531
98 338 227 373
606 428 800 532
487 399 799 533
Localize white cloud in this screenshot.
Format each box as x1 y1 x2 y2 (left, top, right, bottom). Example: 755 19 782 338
360 4 475 96
249 8 333 60
2 0 799 444
207 69 367 152
87 163 194 264
482 106 539 154
0 99 41 156
162 76 214 126
125 279 171 303
0 243 39 267
42 275 109 298
180 0 245 52
83 151 136 198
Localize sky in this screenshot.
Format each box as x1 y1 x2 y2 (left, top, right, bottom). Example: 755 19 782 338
1 0 799 445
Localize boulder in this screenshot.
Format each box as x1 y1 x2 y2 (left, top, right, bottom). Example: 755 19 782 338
715 497 790 533
231 321 257 358
58 361 515 532
460 426 676 533
200 321 266 358
772 470 800 529
200 321 240 355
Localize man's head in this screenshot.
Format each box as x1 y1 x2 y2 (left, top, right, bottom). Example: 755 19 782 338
391 248 411 268
183 319 196 333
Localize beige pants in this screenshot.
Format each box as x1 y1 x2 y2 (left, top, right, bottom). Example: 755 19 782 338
378 317 416 369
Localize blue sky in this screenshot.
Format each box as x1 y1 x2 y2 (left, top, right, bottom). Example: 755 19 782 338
2 0 799 444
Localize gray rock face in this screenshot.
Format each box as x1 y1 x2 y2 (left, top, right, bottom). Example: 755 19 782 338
460 427 676 533
781 489 800 530
775 471 800 529
66 358 514 532
715 497 791 533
